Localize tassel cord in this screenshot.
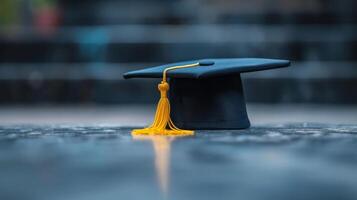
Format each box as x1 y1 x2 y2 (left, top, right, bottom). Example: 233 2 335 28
132 62 200 136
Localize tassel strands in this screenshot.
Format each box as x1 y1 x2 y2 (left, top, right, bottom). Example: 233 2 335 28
132 63 200 136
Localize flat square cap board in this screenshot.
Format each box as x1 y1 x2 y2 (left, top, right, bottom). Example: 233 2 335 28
123 58 290 79
123 58 290 131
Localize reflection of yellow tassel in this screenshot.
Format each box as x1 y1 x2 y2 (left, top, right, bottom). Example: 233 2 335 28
132 63 199 136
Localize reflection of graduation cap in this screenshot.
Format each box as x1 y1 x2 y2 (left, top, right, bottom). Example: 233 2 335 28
124 58 290 135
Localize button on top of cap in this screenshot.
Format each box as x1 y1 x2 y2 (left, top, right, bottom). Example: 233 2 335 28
199 60 215 66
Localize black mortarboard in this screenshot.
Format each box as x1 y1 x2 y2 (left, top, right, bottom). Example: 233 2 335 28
123 58 290 135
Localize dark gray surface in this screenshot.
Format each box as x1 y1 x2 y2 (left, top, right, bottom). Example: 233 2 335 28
0 124 357 200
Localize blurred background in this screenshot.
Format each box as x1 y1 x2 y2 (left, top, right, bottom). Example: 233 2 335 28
2 2 357 200
0 0 356 124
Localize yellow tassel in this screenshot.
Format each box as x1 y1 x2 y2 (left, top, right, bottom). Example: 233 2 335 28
132 63 199 136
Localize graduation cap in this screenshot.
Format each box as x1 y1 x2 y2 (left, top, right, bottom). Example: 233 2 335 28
123 58 290 135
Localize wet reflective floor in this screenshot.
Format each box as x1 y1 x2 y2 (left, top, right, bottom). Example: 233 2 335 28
1 124 357 200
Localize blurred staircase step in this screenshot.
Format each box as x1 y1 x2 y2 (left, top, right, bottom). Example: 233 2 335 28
0 61 356 104
1 25 356 63
61 0 357 25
